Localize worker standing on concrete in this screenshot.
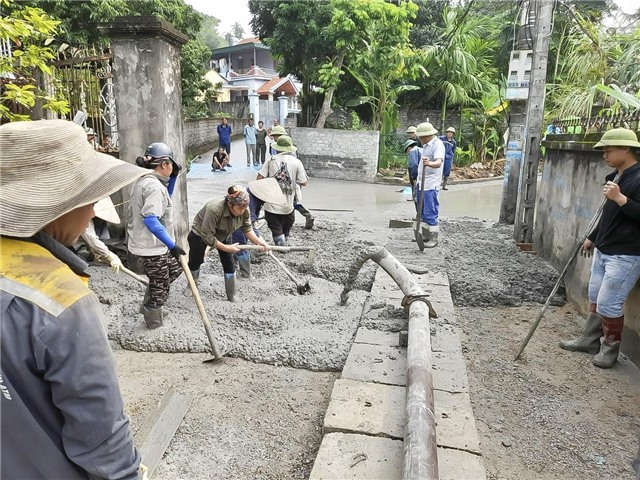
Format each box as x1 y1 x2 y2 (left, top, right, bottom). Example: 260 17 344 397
231 178 286 278
244 118 257 167
128 142 185 329
184 185 269 301
416 122 446 248
404 138 420 203
0 119 148 480
559 128 640 368
257 135 309 246
256 120 268 165
439 127 457 190
217 117 233 166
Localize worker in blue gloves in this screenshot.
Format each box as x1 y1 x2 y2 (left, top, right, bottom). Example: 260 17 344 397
127 142 186 329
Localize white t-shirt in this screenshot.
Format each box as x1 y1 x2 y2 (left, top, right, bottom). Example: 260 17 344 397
259 153 309 214
417 136 446 191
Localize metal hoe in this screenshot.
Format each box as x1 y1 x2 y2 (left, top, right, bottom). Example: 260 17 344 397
178 256 225 363
513 174 621 361
266 251 311 294
414 164 428 251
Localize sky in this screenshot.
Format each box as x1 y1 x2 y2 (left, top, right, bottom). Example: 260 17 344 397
184 0 253 38
183 0 638 40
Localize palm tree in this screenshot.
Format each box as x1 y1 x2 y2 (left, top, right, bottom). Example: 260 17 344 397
421 6 502 130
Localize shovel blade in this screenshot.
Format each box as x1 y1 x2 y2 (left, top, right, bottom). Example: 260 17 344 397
414 228 425 251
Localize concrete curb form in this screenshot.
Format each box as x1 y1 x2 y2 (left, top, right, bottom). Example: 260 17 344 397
310 249 487 480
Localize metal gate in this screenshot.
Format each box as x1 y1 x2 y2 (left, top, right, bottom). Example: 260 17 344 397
50 45 119 152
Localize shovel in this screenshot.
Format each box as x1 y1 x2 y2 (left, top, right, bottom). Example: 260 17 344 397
121 265 149 286
177 256 226 363
236 244 317 265
266 251 311 294
414 164 427 251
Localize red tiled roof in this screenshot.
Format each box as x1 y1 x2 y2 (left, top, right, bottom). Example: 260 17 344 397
256 77 297 96
236 37 261 45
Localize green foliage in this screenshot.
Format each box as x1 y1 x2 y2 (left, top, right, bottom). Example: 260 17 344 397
230 22 245 41
546 4 640 119
196 14 224 50
350 111 361 130
421 5 503 128
454 144 477 167
0 0 69 121
181 39 219 118
12 0 210 114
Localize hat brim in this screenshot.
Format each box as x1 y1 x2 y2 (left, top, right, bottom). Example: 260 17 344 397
416 128 439 137
594 139 640 149
93 196 121 224
273 145 297 153
248 178 287 205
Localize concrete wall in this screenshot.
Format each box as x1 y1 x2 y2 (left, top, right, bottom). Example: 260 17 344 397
398 107 461 133
289 127 380 183
536 133 640 364
184 118 245 155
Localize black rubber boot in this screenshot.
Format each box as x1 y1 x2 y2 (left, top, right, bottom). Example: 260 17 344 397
425 232 439 248
559 312 602 354
224 273 236 302
139 287 151 314
297 205 315 229
442 177 449 190
141 305 163 329
237 253 251 278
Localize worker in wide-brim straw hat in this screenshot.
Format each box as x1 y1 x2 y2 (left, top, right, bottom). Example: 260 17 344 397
560 127 640 369
0 119 148 479
184 184 270 302
257 135 310 246
127 142 186 329
406 125 421 146
79 196 125 272
230 178 287 279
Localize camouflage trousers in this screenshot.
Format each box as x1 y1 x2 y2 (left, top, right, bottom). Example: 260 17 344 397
140 252 182 308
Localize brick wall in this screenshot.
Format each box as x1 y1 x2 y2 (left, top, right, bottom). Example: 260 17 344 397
183 117 245 155
289 127 379 183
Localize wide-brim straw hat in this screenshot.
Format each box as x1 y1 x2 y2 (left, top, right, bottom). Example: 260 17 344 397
93 196 120 224
416 122 438 137
248 178 286 205
0 119 148 237
273 135 297 153
594 128 640 149
270 125 287 136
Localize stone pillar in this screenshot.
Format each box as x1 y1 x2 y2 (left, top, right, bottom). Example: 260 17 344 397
248 90 260 125
278 94 288 126
99 16 190 243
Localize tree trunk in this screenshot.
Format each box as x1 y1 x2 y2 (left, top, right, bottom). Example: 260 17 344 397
314 52 345 129
440 96 447 132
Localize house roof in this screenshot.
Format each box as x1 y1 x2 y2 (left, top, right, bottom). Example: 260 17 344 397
256 76 298 96
210 39 269 58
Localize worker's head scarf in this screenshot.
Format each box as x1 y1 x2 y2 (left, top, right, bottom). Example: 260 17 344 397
226 185 250 206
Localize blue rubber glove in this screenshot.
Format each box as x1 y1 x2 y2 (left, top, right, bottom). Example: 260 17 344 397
143 216 175 249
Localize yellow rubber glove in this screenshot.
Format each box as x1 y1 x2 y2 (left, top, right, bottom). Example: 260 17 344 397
109 254 123 273
140 463 149 480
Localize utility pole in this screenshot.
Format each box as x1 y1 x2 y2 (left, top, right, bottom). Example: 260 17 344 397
514 0 553 243
499 0 553 230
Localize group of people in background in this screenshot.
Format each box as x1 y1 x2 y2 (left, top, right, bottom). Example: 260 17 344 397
403 122 457 248
211 117 284 171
